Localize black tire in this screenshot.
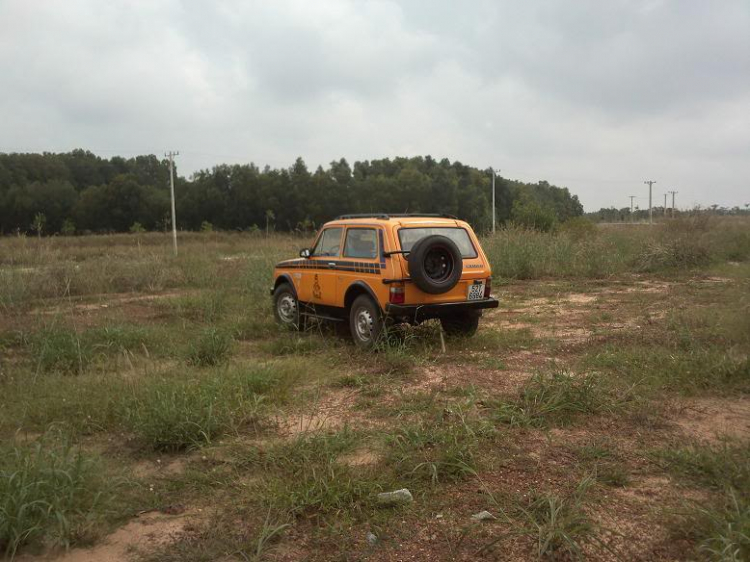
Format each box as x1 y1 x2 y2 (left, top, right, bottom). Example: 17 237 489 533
273 283 300 329
407 235 463 294
349 295 383 348
440 312 480 338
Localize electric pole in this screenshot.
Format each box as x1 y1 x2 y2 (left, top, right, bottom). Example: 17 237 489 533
629 196 636 222
491 168 500 234
663 193 668 216
644 180 656 224
668 190 678 218
166 151 179 256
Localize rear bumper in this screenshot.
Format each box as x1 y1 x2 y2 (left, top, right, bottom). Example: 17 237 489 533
385 298 499 322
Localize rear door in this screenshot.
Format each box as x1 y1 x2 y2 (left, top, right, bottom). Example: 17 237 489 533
394 224 488 303
334 226 384 307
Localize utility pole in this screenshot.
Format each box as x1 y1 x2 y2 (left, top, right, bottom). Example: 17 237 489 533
668 190 678 218
663 193 668 216
644 180 656 224
166 151 179 256
629 196 636 222
491 168 500 234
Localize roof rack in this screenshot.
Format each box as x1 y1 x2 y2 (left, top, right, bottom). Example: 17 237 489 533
334 213 458 220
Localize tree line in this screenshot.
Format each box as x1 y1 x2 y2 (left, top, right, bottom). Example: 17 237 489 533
0 150 583 235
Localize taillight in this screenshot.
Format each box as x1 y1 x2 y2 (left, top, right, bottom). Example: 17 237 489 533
389 283 405 304
484 276 492 298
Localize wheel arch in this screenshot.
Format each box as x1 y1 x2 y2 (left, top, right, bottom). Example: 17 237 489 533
273 274 297 297
343 281 380 312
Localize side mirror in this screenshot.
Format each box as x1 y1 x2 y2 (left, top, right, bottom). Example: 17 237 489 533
299 248 311 258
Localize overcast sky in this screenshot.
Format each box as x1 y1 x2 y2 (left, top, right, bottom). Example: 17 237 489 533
1 0 748 211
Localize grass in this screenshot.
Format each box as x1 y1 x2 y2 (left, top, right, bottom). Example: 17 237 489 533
657 441 750 561
123 363 300 451
0 436 117 558
493 370 628 428
28 324 155 375
1 221 749 558
186 327 233 366
243 429 384 517
384 405 494 486
516 475 611 560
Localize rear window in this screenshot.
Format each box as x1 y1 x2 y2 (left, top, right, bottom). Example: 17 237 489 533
397 227 477 258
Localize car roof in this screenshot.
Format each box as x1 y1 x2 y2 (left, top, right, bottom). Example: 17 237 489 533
323 215 465 228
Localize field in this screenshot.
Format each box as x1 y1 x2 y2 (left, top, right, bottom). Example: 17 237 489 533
1 217 749 561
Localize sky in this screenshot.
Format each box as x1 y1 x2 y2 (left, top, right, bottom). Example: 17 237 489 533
1 0 748 212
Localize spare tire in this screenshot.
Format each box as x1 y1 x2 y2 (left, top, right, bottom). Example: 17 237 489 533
407 235 463 294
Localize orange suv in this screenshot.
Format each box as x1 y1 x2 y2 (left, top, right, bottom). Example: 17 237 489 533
271 214 498 347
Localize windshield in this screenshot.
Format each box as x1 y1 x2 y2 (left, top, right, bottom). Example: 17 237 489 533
398 227 477 258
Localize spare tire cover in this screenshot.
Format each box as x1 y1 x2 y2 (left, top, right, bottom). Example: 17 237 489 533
407 235 463 294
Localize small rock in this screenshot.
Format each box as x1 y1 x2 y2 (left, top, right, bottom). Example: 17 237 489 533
471 510 496 521
366 532 378 546
377 488 413 505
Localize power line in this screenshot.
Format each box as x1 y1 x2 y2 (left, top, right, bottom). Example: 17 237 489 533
166 151 179 257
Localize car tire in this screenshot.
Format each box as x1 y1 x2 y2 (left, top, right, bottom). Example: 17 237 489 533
408 235 463 294
349 295 383 348
440 312 480 337
273 283 300 329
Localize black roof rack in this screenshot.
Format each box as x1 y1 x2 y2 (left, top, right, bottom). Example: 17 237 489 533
334 213 458 220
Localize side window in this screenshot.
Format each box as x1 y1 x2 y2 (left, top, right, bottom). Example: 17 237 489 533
312 227 343 257
343 228 378 259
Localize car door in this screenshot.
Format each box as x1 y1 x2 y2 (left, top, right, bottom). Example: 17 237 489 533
300 226 343 305
335 226 382 307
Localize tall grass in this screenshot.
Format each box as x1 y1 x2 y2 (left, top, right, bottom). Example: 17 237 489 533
0 437 115 557
482 217 750 280
122 362 300 451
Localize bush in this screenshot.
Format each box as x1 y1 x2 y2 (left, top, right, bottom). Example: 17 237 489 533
560 217 597 241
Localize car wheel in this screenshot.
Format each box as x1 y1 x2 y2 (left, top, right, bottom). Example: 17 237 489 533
273 283 300 329
407 235 463 294
349 295 383 348
440 312 480 337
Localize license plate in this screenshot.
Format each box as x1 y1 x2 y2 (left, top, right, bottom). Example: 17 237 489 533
467 281 485 301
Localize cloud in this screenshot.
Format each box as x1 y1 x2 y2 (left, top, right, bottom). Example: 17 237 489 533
1 0 748 210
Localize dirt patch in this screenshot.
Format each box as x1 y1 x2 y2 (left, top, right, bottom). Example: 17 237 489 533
17 512 190 562
673 397 750 443
339 448 381 467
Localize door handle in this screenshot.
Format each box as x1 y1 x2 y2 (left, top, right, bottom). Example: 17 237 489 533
327 262 336 268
